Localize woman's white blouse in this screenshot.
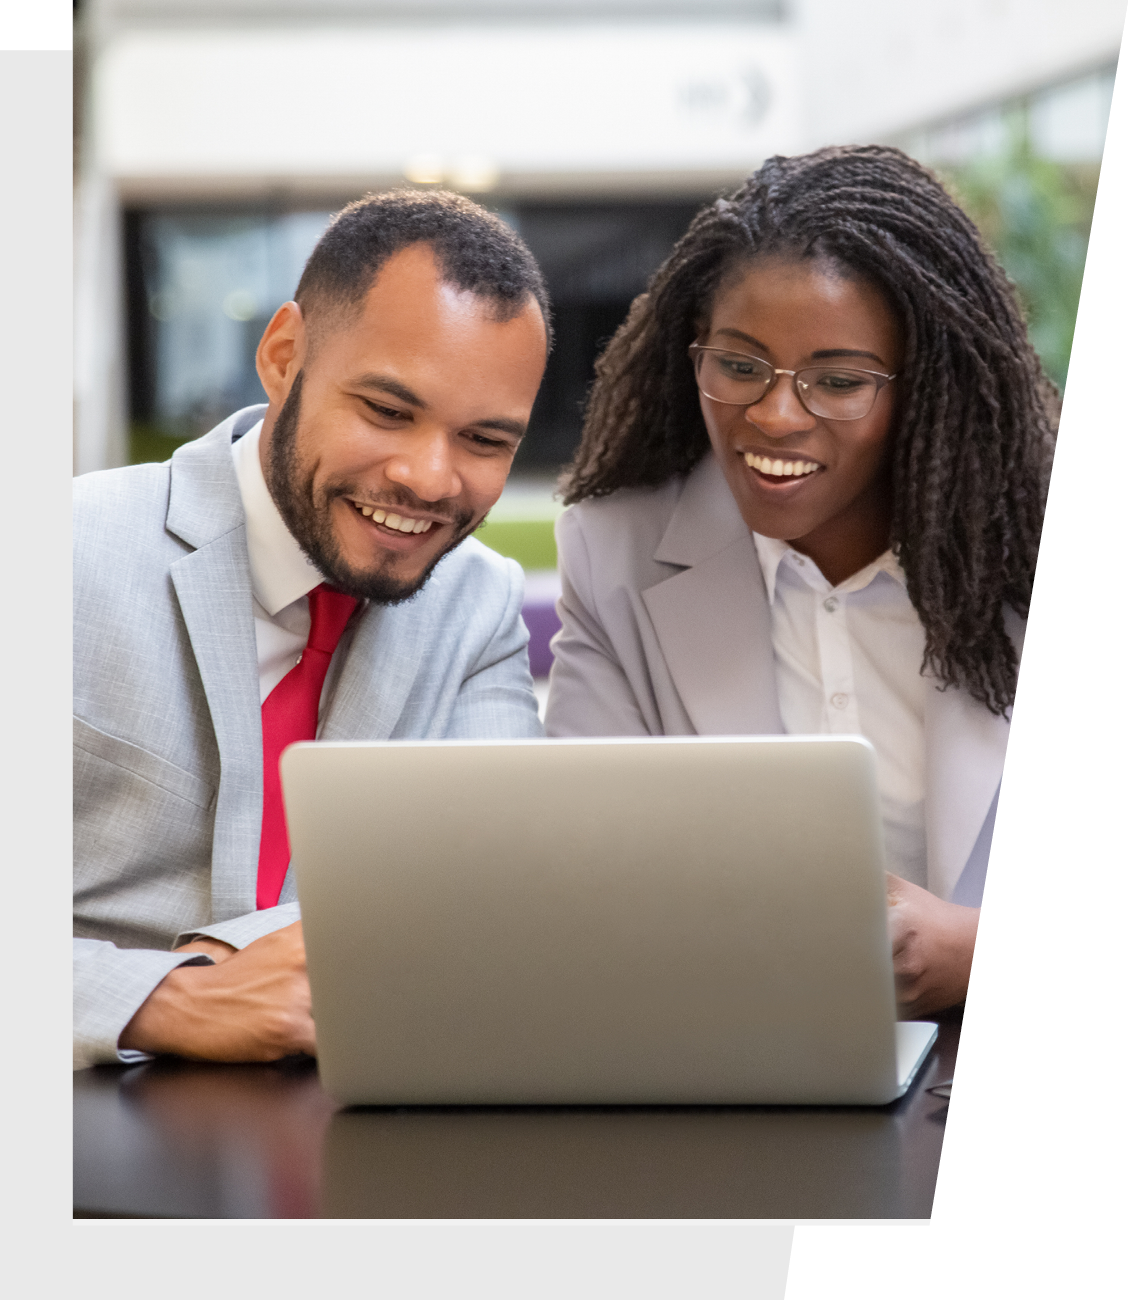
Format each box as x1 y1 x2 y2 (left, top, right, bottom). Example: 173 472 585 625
752 534 929 889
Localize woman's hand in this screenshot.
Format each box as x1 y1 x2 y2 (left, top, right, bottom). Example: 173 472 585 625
886 874 979 1018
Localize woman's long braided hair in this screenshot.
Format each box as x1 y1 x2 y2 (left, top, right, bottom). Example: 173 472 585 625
560 145 1057 715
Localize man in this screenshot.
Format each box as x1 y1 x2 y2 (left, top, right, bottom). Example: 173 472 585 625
74 192 551 1068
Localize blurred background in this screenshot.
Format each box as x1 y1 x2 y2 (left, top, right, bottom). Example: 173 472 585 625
73 0 1124 695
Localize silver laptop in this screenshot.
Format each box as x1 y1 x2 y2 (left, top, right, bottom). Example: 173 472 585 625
282 735 937 1106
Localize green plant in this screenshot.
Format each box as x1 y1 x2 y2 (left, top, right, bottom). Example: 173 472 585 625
943 118 1099 389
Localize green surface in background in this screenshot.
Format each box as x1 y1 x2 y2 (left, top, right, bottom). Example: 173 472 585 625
474 518 557 570
130 424 194 466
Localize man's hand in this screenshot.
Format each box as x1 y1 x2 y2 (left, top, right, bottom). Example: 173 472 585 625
120 921 316 1062
886 874 979 1019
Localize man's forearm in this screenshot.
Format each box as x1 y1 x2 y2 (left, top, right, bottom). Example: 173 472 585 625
117 921 316 1063
119 962 224 1057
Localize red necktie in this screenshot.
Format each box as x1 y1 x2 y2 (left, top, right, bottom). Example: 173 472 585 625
257 583 359 909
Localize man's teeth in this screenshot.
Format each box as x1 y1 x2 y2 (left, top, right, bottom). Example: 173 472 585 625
353 503 433 533
743 453 820 478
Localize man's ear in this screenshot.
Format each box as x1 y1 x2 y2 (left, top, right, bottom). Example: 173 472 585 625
256 301 305 404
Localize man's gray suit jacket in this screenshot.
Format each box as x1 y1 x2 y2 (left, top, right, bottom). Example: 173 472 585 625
74 405 542 1068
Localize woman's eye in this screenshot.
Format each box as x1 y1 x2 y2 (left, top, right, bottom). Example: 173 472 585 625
719 358 764 379
815 372 866 392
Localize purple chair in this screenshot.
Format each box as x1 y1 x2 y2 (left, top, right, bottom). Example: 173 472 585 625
521 571 562 679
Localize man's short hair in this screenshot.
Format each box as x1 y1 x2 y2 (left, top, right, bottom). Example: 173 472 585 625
295 189 552 347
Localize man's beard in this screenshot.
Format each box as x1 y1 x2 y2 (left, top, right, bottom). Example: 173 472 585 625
263 371 477 605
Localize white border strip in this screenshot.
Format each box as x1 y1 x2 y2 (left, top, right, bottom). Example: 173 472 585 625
0 1 72 52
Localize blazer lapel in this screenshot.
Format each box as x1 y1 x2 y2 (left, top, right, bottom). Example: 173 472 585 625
167 410 265 920
641 454 783 736
320 602 421 741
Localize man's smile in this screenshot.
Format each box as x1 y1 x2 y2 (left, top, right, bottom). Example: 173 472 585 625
346 498 441 535
337 493 469 558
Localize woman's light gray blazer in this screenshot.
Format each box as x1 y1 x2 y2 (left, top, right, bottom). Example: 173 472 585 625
74 406 542 1067
544 452 1018 910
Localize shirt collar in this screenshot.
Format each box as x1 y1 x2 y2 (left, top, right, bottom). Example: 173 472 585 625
752 532 792 605
752 531 907 604
231 420 326 616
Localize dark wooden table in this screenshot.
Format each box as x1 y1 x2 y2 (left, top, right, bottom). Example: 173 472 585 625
74 1016 957 1219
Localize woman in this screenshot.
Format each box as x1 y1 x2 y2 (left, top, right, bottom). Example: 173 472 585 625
544 146 1056 1016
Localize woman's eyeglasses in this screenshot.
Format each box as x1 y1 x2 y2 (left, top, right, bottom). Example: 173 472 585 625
689 344 897 421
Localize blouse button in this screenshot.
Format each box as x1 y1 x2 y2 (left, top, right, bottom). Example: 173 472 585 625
823 596 839 612
830 692 849 709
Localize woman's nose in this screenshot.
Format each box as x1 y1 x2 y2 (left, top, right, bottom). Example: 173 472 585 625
744 375 815 438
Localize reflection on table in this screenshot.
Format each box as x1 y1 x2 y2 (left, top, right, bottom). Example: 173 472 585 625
74 1017 956 1219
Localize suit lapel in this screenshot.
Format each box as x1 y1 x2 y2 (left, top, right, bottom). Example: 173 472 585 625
641 454 783 736
167 409 265 920
320 602 421 741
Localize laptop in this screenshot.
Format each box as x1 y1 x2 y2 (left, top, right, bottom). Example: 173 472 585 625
281 735 938 1106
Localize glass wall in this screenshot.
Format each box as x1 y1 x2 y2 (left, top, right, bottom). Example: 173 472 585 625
125 209 333 463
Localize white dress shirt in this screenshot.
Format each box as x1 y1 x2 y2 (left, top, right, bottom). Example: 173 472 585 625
752 534 928 889
231 420 335 705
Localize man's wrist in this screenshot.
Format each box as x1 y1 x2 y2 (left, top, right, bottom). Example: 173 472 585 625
119 960 214 1057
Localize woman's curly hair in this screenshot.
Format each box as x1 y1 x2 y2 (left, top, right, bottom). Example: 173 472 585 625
559 145 1057 715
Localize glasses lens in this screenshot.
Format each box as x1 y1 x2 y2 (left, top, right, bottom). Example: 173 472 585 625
796 368 880 420
695 349 774 404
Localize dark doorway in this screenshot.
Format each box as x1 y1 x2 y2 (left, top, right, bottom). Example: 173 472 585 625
513 201 702 471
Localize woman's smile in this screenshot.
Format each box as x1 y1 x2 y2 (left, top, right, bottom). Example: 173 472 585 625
740 449 825 482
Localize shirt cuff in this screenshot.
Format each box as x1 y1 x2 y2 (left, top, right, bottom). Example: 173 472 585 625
73 946 217 1070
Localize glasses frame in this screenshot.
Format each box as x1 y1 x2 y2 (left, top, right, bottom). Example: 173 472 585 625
688 344 897 422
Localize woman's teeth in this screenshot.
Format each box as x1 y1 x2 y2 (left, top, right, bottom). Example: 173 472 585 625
352 503 434 534
744 453 820 478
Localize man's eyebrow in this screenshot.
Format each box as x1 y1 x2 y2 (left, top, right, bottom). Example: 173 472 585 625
353 373 426 407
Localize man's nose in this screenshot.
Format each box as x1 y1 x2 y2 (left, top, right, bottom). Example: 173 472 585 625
383 427 462 504
743 375 816 439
